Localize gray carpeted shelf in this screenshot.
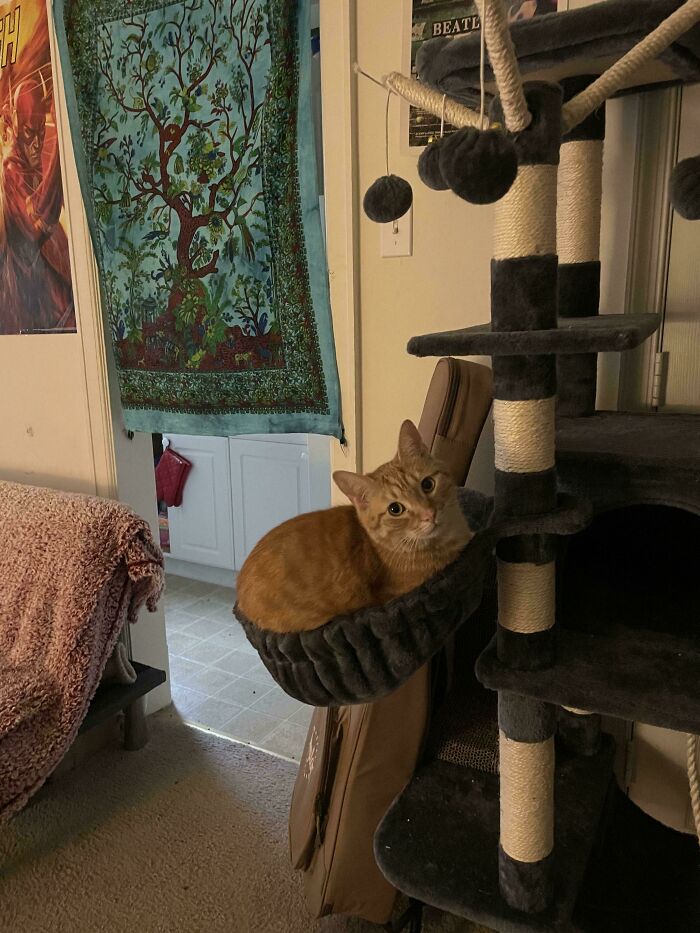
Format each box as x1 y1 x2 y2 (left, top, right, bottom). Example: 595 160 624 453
479 453 700 732
476 628 700 734
374 738 615 933
557 411 700 512
416 0 700 102
408 314 659 358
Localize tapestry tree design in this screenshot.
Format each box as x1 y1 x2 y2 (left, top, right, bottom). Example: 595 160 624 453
93 0 283 372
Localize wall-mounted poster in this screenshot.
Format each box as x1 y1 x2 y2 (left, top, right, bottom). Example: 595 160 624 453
409 0 557 147
0 0 76 335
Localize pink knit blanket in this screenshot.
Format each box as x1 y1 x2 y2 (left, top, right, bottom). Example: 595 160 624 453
0 481 164 821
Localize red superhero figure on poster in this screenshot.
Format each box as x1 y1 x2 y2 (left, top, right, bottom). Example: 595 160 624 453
0 1 75 335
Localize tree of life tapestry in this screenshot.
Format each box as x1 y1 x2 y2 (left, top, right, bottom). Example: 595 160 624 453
54 0 342 437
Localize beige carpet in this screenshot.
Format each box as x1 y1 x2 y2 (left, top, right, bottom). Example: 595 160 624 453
1 709 485 933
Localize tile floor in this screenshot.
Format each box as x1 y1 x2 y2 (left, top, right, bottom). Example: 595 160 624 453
164 575 312 761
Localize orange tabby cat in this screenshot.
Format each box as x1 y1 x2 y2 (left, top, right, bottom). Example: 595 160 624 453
236 420 473 633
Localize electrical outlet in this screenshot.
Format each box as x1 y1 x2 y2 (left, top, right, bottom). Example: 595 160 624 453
380 207 413 257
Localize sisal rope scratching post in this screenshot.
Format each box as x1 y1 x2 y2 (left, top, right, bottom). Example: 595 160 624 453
557 77 605 419
556 78 606 755
490 82 562 914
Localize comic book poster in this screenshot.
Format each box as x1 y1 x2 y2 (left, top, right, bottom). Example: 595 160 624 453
409 0 557 147
0 0 75 334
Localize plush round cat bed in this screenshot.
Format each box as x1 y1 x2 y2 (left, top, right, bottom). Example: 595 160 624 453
235 490 591 707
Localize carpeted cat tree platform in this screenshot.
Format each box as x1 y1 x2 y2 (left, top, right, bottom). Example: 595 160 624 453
364 2 700 931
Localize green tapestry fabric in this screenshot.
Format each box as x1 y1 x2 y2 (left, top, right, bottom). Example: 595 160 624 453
54 0 342 437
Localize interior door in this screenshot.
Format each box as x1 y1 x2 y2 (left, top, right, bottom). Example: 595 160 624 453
229 438 311 569
164 434 235 570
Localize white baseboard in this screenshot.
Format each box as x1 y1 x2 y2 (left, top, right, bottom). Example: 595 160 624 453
164 555 237 589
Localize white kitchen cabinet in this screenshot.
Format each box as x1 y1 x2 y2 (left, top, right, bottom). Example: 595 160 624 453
163 433 327 578
229 438 311 568
164 434 235 570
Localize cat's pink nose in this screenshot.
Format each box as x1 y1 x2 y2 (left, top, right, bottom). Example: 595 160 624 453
419 509 436 524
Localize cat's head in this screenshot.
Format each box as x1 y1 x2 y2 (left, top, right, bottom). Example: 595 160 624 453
333 420 469 556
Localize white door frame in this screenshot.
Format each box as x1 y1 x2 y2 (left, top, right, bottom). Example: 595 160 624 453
320 0 362 487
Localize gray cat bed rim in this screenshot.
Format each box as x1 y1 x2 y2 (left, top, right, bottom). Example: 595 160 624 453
234 489 493 706
235 528 494 707
233 491 591 707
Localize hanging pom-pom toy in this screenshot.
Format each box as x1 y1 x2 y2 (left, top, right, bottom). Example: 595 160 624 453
418 139 450 191
418 93 450 192
439 126 517 205
363 174 413 223
362 85 413 224
670 155 700 220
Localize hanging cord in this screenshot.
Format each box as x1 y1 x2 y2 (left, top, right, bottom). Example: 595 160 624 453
474 0 531 132
563 0 700 131
688 733 700 844
440 93 446 137
385 89 392 175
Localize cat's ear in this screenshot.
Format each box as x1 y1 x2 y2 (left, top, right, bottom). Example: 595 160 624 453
333 470 373 510
397 419 428 462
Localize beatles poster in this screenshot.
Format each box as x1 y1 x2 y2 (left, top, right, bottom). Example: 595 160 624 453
0 0 75 334
409 0 557 147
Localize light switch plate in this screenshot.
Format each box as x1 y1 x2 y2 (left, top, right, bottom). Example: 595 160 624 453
380 207 413 257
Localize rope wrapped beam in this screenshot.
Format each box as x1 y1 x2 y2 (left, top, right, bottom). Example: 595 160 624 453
383 71 486 130
474 0 531 132
562 0 700 131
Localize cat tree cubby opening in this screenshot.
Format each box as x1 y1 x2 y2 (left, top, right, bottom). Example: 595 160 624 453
477 500 700 734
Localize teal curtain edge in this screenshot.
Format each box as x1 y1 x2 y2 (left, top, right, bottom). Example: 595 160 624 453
120 407 342 437
53 0 345 441
293 0 344 441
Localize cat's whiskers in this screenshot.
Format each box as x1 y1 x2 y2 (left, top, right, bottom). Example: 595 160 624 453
379 533 423 569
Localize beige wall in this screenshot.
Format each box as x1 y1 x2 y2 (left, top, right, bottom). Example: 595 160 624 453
0 15 170 713
355 0 493 482
0 38 114 498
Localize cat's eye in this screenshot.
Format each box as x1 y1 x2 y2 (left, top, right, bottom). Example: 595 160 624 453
387 501 405 516
421 476 435 493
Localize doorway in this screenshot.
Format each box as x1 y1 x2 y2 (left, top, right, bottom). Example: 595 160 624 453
156 431 328 761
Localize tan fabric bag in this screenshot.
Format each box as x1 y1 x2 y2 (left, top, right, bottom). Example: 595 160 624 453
290 666 430 923
288 358 493 924
418 357 492 486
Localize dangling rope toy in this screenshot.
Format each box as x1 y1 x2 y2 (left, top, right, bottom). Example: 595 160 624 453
356 65 413 225
688 733 700 844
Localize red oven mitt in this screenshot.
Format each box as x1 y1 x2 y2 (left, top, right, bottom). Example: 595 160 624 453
155 446 193 507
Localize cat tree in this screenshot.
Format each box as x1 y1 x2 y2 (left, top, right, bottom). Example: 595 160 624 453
238 1 700 928
368 1 700 930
